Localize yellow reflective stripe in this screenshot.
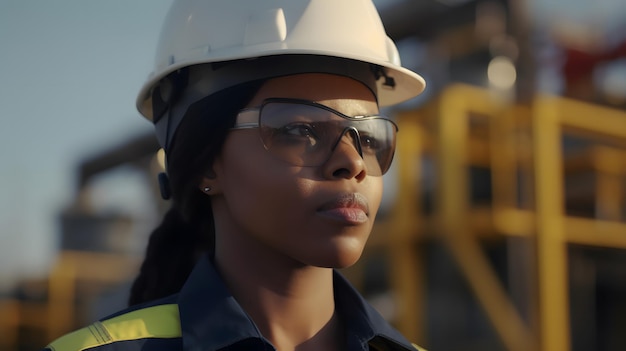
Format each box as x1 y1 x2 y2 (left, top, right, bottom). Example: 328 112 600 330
47 304 181 351
412 343 428 351
101 303 181 340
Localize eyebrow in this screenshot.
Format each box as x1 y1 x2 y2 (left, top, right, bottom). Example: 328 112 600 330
313 99 379 117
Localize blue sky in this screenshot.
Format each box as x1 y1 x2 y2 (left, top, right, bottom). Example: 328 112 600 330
0 1 172 287
0 0 624 290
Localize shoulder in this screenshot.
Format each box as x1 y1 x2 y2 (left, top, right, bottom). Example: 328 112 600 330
43 299 181 351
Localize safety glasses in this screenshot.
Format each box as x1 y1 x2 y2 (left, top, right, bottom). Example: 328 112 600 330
232 98 398 176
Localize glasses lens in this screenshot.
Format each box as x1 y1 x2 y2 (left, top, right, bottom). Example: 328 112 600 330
257 100 396 176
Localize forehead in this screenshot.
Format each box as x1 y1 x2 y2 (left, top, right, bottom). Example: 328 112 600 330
248 73 378 115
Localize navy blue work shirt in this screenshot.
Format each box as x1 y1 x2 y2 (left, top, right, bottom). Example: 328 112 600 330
44 255 424 351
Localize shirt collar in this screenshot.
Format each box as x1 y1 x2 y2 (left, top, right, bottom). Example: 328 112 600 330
178 255 414 351
333 270 415 350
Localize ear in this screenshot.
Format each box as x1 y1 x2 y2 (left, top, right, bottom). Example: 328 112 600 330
198 149 229 196
198 176 220 196
198 164 221 196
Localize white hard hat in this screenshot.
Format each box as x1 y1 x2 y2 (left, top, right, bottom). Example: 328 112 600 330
137 0 426 148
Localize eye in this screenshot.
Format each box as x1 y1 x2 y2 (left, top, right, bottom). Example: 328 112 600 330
359 133 381 151
274 123 319 146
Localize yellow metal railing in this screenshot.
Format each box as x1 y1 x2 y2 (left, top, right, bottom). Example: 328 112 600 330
533 96 626 351
0 251 140 350
367 84 626 351
433 85 536 351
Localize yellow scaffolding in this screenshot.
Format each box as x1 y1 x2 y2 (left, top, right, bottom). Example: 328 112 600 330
367 84 626 351
0 251 140 350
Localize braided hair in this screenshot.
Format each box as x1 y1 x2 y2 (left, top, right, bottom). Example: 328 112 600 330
128 80 265 306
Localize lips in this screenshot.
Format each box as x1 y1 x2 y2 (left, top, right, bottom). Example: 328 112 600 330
317 193 370 224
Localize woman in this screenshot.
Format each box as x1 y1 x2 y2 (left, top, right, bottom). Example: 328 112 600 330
44 0 426 350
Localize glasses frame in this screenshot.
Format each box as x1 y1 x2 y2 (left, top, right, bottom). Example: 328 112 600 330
231 97 399 175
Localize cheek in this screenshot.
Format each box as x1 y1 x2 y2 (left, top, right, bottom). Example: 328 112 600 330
368 177 384 216
218 135 308 229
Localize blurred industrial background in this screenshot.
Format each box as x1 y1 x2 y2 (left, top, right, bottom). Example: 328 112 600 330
1 0 625 350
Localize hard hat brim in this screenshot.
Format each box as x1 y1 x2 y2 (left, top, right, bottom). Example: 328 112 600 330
136 49 426 121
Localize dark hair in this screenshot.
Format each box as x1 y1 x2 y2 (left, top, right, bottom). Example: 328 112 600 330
128 80 265 306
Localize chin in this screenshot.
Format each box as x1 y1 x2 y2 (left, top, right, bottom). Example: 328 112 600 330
305 238 367 269
330 253 363 269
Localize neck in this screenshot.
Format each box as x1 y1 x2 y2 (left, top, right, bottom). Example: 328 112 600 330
214 235 342 351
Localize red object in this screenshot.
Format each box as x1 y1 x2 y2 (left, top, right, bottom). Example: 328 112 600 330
563 39 626 85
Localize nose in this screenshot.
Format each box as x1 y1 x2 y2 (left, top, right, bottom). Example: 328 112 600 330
333 127 363 158
322 128 366 180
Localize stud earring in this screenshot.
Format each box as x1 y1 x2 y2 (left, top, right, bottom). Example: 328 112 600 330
203 186 211 193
